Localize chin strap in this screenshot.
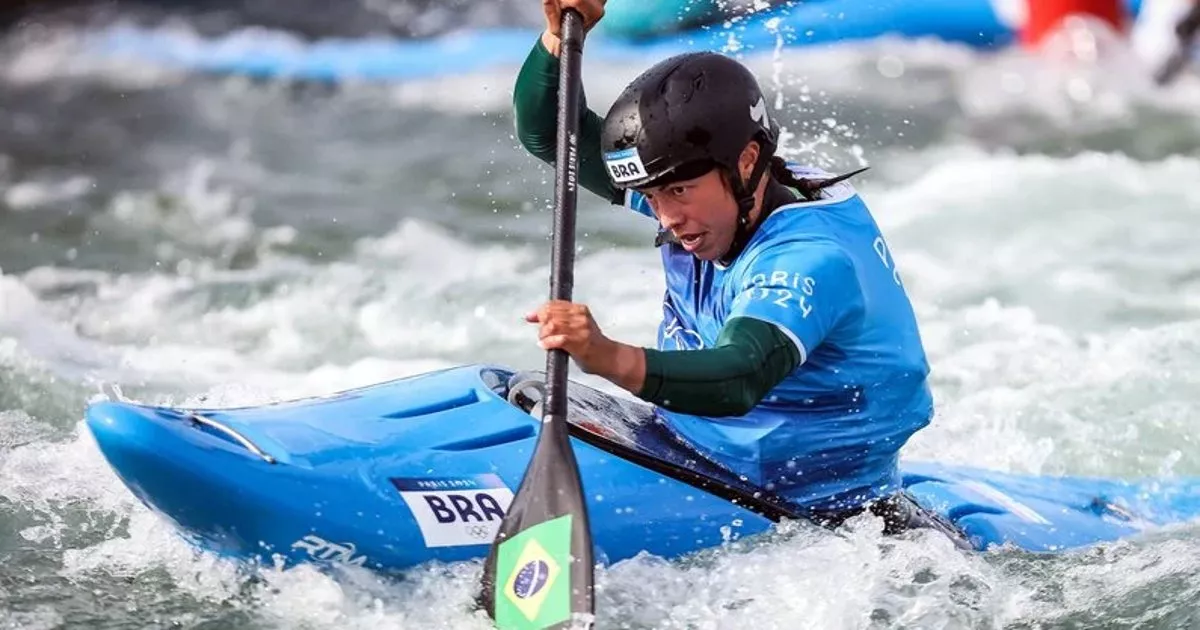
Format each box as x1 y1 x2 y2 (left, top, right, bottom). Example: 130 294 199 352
716 152 774 267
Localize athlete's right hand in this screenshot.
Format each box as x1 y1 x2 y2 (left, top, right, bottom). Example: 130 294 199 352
541 0 605 56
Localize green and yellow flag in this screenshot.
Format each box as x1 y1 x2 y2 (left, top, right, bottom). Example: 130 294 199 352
493 515 574 630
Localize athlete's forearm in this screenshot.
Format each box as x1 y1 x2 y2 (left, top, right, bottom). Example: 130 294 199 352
512 35 623 204
635 317 802 417
589 340 647 393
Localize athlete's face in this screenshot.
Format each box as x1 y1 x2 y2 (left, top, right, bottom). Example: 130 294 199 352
636 142 761 261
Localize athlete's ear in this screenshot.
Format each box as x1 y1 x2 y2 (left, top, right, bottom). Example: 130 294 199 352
738 141 760 181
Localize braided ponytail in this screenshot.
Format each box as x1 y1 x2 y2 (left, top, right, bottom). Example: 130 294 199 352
769 157 870 201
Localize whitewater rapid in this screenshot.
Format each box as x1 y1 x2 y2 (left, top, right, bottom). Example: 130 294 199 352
2 17 1200 629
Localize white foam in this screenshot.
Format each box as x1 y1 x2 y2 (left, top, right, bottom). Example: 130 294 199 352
2 175 94 211
0 423 138 517
0 606 65 630
0 410 57 449
100 159 259 257
1 23 186 87
595 517 1025 629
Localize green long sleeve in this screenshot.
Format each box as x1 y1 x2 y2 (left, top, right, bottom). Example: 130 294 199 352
512 38 624 205
638 317 803 417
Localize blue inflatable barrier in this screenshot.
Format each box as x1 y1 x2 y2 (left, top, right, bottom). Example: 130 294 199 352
86 0 1149 82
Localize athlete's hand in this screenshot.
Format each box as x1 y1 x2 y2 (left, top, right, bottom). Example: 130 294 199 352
526 300 611 372
526 300 646 392
541 0 605 56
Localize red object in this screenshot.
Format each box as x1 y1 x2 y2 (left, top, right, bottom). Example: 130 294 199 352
1020 0 1128 47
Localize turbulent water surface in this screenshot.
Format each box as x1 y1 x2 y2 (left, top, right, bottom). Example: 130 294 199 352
3 7 1200 630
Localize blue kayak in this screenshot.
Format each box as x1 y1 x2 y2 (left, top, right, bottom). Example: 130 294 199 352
84 0 1148 83
85 364 1200 573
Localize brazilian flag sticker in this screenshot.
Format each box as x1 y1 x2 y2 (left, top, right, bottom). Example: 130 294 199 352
494 514 573 630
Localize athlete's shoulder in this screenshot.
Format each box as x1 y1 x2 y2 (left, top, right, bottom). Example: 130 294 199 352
732 234 855 288
779 161 864 203
757 163 876 241
781 162 835 179
623 189 655 219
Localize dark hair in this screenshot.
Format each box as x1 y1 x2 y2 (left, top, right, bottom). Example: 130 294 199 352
768 156 870 201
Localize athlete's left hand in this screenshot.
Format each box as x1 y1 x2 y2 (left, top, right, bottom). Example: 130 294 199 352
526 300 612 372
525 300 646 391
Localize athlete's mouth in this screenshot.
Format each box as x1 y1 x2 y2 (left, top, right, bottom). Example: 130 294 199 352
679 232 705 251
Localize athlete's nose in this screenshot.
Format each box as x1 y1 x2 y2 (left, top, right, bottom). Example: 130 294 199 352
655 204 686 232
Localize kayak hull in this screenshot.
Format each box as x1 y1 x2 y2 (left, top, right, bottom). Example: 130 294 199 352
85 364 1200 573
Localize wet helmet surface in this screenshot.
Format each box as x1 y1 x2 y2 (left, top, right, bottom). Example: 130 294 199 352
600 52 780 190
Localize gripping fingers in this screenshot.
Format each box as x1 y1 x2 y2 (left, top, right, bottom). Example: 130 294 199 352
542 0 561 36
568 0 606 29
540 318 562 339
539 334 569 350
547 0 605 34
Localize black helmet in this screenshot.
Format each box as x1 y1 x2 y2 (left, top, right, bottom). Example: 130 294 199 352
601 52 781 264
600 51 779 191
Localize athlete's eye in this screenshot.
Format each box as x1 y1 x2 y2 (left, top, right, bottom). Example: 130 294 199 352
669 185 688 197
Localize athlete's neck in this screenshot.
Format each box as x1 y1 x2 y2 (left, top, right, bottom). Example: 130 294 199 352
713 176 794 266
743 177 796 232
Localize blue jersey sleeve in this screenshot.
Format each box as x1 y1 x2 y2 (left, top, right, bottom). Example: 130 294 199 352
624 190 655 219
728 242 862 363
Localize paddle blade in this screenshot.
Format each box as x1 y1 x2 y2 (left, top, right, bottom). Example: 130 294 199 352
481 414 594 630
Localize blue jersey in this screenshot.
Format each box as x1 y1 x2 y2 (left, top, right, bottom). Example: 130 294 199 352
624 165 933 512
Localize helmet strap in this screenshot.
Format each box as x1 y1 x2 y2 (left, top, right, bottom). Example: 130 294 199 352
717 150 773 266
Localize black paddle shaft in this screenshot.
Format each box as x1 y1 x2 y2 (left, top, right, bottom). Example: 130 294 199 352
545 8 585 420
478 9 595 627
